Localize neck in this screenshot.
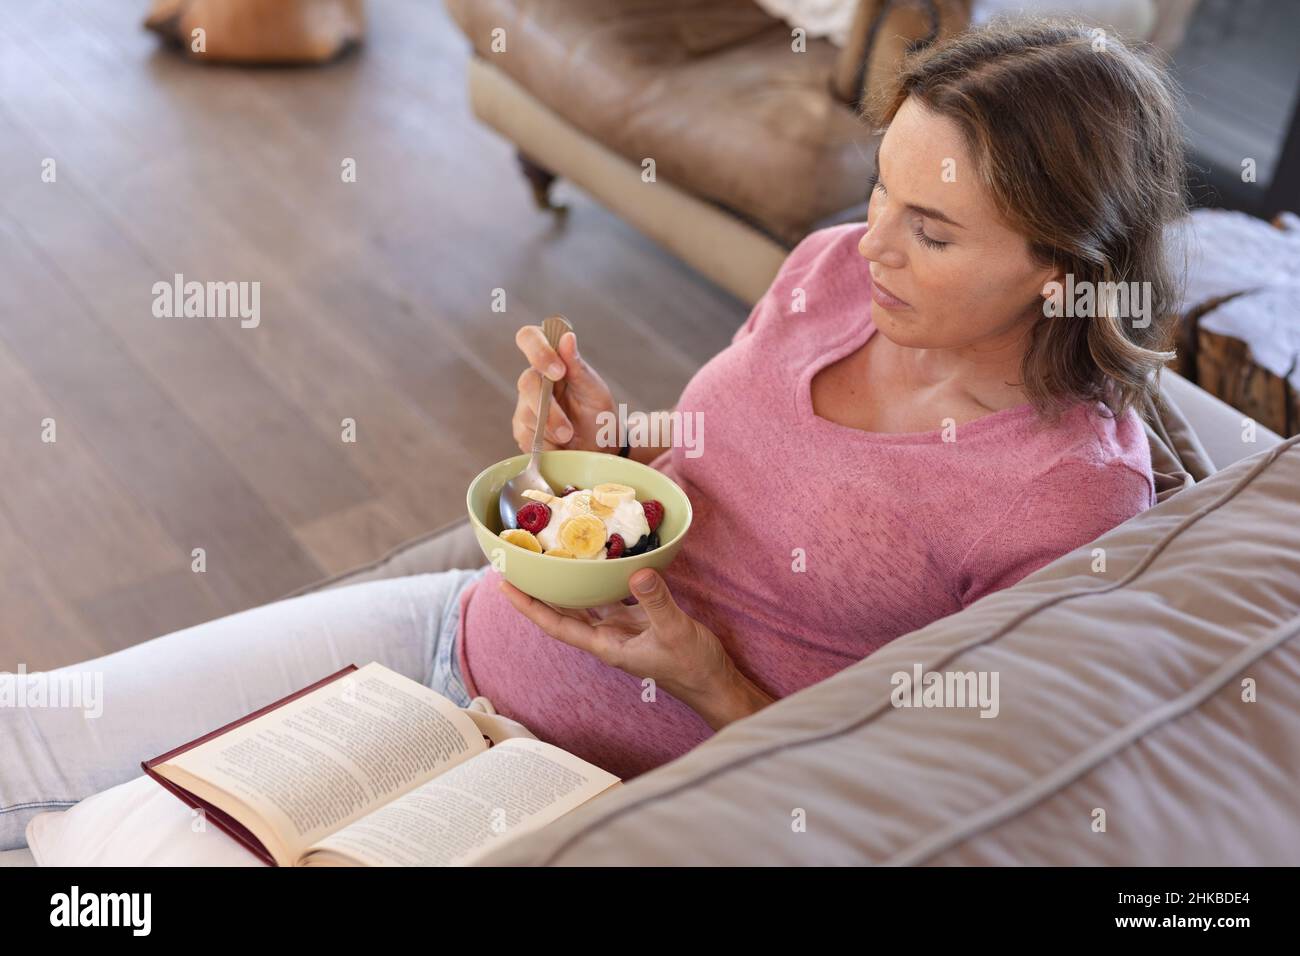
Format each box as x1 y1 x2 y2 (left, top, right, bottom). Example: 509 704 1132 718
891 319 1033 412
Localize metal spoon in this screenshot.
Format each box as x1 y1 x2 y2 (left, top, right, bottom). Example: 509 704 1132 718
499 314 572 531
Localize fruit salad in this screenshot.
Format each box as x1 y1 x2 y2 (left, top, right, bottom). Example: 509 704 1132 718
499 483 666 560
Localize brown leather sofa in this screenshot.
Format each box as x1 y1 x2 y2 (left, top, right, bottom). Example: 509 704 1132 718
442 0 917 302
442 0 1194 303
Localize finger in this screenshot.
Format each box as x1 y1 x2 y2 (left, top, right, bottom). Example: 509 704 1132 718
515 364 575 443
512 420 564 454
627 570 685 627
514 401 573 447
554 331 599 398
585 600 633 621
498 580 618 662
515 325 565 382
542 602 597 626
536 389 575 442
515 365 540 396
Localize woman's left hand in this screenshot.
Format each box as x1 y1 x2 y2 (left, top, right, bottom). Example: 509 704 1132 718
497 569 771 730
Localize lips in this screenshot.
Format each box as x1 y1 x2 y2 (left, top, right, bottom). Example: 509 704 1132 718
870 274 910 308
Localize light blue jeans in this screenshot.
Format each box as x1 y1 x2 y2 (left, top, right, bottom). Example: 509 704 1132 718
0 566 489 851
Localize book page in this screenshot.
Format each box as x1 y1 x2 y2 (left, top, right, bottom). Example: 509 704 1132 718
301 737 620 866
161 662 487 862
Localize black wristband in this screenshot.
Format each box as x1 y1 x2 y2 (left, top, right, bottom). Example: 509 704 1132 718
618 439 631 458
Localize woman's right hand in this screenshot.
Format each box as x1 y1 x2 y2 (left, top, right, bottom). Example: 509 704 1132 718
512 325 616 454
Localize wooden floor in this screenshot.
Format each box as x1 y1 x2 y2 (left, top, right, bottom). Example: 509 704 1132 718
0 0 745 670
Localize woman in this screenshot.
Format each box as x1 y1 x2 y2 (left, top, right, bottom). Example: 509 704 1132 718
0 17 1186 848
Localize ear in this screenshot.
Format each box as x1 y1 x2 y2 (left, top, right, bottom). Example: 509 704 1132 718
1038 264 1066 299
1019 264 1065 326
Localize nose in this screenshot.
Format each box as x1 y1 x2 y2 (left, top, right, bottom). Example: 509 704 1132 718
857 205 906 269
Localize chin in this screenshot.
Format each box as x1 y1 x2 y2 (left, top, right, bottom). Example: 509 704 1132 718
871 306 930 346
874 306 978 351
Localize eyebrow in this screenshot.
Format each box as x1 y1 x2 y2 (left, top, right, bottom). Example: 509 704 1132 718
872 140 966 230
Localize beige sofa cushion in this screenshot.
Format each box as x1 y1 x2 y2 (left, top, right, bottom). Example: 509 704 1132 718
474 435 1300 865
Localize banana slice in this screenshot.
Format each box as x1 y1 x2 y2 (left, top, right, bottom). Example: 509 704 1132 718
500 528 542 553
557 514 606 558
590 496 614 518
593 482 636 508
565 491 595 516
521 488 562 505
544 548 576 559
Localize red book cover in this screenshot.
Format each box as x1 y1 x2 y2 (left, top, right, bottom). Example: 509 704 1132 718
140 663 359 867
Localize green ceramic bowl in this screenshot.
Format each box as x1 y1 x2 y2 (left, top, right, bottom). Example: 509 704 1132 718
466 450 693 607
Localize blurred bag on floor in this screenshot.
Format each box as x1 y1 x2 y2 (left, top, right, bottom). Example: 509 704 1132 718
145 0 365 65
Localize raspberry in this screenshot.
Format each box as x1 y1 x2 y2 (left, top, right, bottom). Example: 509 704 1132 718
561 485 579 497
516 502 551 535
606 534 625 559
641 500 664 532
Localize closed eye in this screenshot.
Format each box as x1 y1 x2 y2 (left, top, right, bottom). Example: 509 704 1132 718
869 175 949 250
911 223 948 250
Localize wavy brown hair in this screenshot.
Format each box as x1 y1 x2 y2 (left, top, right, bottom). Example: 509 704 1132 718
867 16 1188 419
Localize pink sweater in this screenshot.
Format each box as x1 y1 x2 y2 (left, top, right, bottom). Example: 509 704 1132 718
458 222 1154 780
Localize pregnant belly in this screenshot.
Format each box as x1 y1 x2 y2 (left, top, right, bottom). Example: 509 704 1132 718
460 568 714 780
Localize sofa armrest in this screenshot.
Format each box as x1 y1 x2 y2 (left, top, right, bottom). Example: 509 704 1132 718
1162 370 1283 470
283 517 485 599
830 0 973 110
831 0 885 104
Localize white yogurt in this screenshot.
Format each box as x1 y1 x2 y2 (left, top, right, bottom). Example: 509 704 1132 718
533 489 651 558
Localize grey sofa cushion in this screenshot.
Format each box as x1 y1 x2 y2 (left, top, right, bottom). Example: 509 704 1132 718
284 517 488 599
0 847 35 867
472 435 1300 865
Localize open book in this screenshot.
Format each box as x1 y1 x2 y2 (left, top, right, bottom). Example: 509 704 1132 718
141 662 621 866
